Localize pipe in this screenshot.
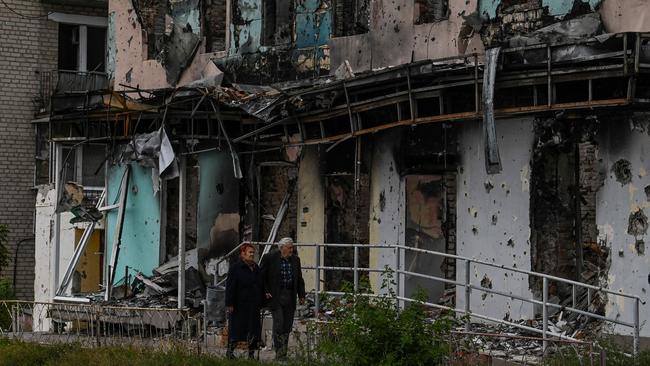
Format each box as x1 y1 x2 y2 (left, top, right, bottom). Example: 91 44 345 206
13 237 34 290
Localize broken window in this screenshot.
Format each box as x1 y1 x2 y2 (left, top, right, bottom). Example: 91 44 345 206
530 120 605 314
414 0 448 25
34 123 51 187
58 24 107 72
332 0 370 37
205 0 228 52
132 0 168 60
60 144 106 188
324 174 370 290
262 0 292 45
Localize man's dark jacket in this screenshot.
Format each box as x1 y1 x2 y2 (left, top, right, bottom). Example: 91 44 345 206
225 259 264 342
260 250 306 309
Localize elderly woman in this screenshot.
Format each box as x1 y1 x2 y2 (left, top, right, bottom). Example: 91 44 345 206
225 243 264 359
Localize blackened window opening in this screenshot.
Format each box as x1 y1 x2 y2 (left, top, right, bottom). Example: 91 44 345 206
332 0 370 37
414 0 448 25
262 0 292 45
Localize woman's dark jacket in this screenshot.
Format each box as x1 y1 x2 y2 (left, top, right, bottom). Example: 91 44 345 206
260 250 306 309
225 259 264 343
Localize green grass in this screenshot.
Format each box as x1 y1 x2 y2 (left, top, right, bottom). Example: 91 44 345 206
0 339 289 366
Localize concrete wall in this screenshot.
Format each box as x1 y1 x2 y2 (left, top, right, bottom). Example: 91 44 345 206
369 130 405 294
456 117 535 321
600 0 650 33
596 118 650 337
296 146 325 291
330 0 484 73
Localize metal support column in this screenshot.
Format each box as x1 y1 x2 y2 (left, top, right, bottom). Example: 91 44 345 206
105 166 131 301
465 259 471 331
178 156 187 309
353 246 359 293
542 277 549 352
315 243 321 319
634 297 640 356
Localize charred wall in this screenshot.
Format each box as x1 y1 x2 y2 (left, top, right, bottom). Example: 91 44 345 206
529 118 606 312
258 165 298 242
204 0 228 52
596 113 650 337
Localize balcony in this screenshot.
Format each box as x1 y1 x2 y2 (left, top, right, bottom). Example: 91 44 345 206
36 70 109 114
40 0 107 8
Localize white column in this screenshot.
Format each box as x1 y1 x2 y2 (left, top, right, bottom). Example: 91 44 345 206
78 25 88 72
178 156 187 309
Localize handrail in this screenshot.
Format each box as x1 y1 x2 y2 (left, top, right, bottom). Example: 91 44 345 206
214 241 643 354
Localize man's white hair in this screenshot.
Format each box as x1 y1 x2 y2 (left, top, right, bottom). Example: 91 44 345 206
278 237 294 247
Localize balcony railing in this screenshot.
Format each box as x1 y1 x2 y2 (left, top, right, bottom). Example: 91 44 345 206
36 70 109 113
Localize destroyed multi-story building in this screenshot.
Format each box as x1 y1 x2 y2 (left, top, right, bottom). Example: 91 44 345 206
13 0 650 348
0 0 108 300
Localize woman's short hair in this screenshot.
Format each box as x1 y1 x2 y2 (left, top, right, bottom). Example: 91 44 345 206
240 243 255 254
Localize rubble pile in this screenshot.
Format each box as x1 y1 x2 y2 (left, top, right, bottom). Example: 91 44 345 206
102 249 207 309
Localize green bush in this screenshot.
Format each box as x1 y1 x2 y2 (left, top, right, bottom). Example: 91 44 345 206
317 269 454 366
0 225 14 330
0 224 8 273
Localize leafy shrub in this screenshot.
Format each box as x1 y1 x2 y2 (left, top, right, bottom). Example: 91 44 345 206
0 224 13 331
317 269 454 366
0 224 8 273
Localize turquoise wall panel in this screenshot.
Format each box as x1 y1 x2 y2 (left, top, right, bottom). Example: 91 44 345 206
542 0 601 16
105 163 161 279
295 11 332 48
480 0 602 19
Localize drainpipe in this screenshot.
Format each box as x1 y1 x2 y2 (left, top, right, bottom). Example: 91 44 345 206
13 237 35 291
52 144 62 303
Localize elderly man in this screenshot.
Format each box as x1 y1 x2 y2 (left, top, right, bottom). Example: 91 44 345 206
261 237 305 360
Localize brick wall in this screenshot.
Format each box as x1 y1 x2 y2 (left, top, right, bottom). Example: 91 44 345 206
259 165 298 242
0 0 106 300
579 142 599 246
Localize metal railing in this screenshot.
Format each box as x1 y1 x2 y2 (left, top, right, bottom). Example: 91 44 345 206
36 70 109 112
0 300 200 349
225 241 643 355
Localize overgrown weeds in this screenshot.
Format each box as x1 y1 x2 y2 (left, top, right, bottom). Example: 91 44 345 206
0 339 279 366
316 268 455 366
544 338 650 366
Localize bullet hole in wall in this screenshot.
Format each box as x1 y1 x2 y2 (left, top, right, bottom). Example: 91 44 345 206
636 239 645 256
612 159 632 185
628 208 649 237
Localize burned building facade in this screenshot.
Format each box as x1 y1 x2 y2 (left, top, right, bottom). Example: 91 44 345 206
28 0 650 345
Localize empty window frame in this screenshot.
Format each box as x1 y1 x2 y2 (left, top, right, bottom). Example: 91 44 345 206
58 24 107 72
332 0 370 37
414 0 448 25
262 0 292 46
